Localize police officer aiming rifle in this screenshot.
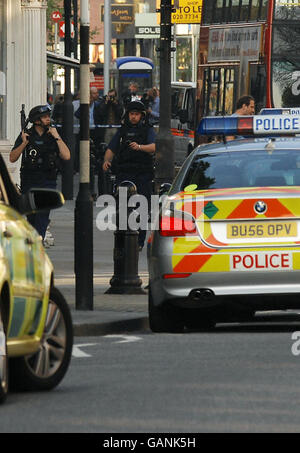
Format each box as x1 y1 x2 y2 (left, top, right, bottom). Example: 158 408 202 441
10 104 70 240
102 100 156 250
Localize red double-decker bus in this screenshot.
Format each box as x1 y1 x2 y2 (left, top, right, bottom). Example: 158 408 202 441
195 0 300 143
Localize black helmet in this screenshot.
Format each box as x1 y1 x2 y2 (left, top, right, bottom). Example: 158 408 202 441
28 104 52 123
126 100 146 114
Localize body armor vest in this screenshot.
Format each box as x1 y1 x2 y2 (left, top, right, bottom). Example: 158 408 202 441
117 124 153 174
21 128 60 177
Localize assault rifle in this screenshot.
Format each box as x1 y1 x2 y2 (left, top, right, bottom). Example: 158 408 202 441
20 104 30 134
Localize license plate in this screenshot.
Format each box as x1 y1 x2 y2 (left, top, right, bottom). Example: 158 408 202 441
227 221 298 239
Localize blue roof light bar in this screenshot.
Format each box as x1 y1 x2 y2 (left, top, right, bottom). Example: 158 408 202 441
198 115 300 136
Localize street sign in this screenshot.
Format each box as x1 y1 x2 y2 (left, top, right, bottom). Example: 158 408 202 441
59 20 75 38
51 10 62 23
172 0 203 24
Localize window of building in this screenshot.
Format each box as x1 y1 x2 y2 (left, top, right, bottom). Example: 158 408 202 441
203 67 236 116
0 0 6 140
202 0 268 24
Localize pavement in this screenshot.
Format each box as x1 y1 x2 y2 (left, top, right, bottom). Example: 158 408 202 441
46 176 150 336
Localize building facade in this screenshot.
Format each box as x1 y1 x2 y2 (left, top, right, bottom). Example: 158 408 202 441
0 0 47 180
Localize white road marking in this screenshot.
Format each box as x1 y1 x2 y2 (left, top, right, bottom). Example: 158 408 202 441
72 343 97 358
104 335 142 344
72 336 143 358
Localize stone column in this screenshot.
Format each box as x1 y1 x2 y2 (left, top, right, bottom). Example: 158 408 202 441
21 0 47 110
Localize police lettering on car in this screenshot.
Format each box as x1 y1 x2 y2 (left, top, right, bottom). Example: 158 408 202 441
10 104 70 241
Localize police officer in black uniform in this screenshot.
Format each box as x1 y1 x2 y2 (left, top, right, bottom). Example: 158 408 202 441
10 104 70 240
102 100 156 250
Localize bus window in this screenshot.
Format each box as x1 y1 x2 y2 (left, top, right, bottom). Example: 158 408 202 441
214 0 225 23
250 0 260 20
203 67 236 116
240 0 251 22
274 0 300 20
249 63 266 113
231 0 240 22
259 0 268 20
224 69 235 114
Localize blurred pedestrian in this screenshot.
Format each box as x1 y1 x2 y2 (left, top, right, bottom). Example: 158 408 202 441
75 86 103 146
227 95 255 140
232 95 255 117
51 94 64 126
122 82 140 108
147 87 160 125
98 89 123 144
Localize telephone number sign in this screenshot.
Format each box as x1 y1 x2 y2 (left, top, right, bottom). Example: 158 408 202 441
172 0 203 24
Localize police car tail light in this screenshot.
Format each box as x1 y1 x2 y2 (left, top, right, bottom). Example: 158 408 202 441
159 211 197 237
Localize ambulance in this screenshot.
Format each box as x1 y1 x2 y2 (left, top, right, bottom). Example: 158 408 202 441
148 111 300 332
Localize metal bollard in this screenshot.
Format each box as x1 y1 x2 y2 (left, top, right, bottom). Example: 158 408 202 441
105 181 146 295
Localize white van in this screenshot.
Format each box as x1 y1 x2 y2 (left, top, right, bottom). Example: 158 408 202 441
171 81 196 166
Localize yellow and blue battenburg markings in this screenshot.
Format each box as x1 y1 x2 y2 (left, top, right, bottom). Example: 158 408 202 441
198 111 300 137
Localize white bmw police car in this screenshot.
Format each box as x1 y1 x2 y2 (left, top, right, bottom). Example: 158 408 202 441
148 110 300 332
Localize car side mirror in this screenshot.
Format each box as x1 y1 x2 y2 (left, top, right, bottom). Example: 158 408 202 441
159 183 172 197
178 109 188 124
19 188 65 215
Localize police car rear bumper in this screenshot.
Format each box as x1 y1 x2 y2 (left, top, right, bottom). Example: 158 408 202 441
150 269 300 309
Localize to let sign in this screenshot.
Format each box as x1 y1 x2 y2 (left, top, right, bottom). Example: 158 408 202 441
172 0 203 24
51 11 62 23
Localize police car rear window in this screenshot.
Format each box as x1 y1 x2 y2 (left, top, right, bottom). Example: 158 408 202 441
181 150 300 190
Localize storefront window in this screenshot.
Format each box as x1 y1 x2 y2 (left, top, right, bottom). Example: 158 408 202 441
0 0 6 139
176 37 192 81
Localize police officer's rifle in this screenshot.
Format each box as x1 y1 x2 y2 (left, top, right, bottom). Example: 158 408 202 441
20 104 30 134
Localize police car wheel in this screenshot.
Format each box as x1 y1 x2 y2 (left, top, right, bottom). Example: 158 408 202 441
9 287 73 391
0 300 8 404
148 289 184 333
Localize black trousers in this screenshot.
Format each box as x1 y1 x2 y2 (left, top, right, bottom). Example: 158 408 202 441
21 176 57 240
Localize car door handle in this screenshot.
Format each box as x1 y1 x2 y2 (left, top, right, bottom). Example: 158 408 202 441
3 230 13 238
25 237 34 245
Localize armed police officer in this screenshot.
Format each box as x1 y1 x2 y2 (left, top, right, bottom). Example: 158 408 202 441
102 100 156 250
10 104 70 241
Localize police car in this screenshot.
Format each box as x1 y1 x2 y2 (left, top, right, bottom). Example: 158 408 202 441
148 111 300 332
0 153 73 403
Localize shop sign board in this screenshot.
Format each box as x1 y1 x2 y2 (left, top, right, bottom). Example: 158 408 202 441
207 26 262 62
135 13 160 39
101 4 134 24
171 0 203 24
